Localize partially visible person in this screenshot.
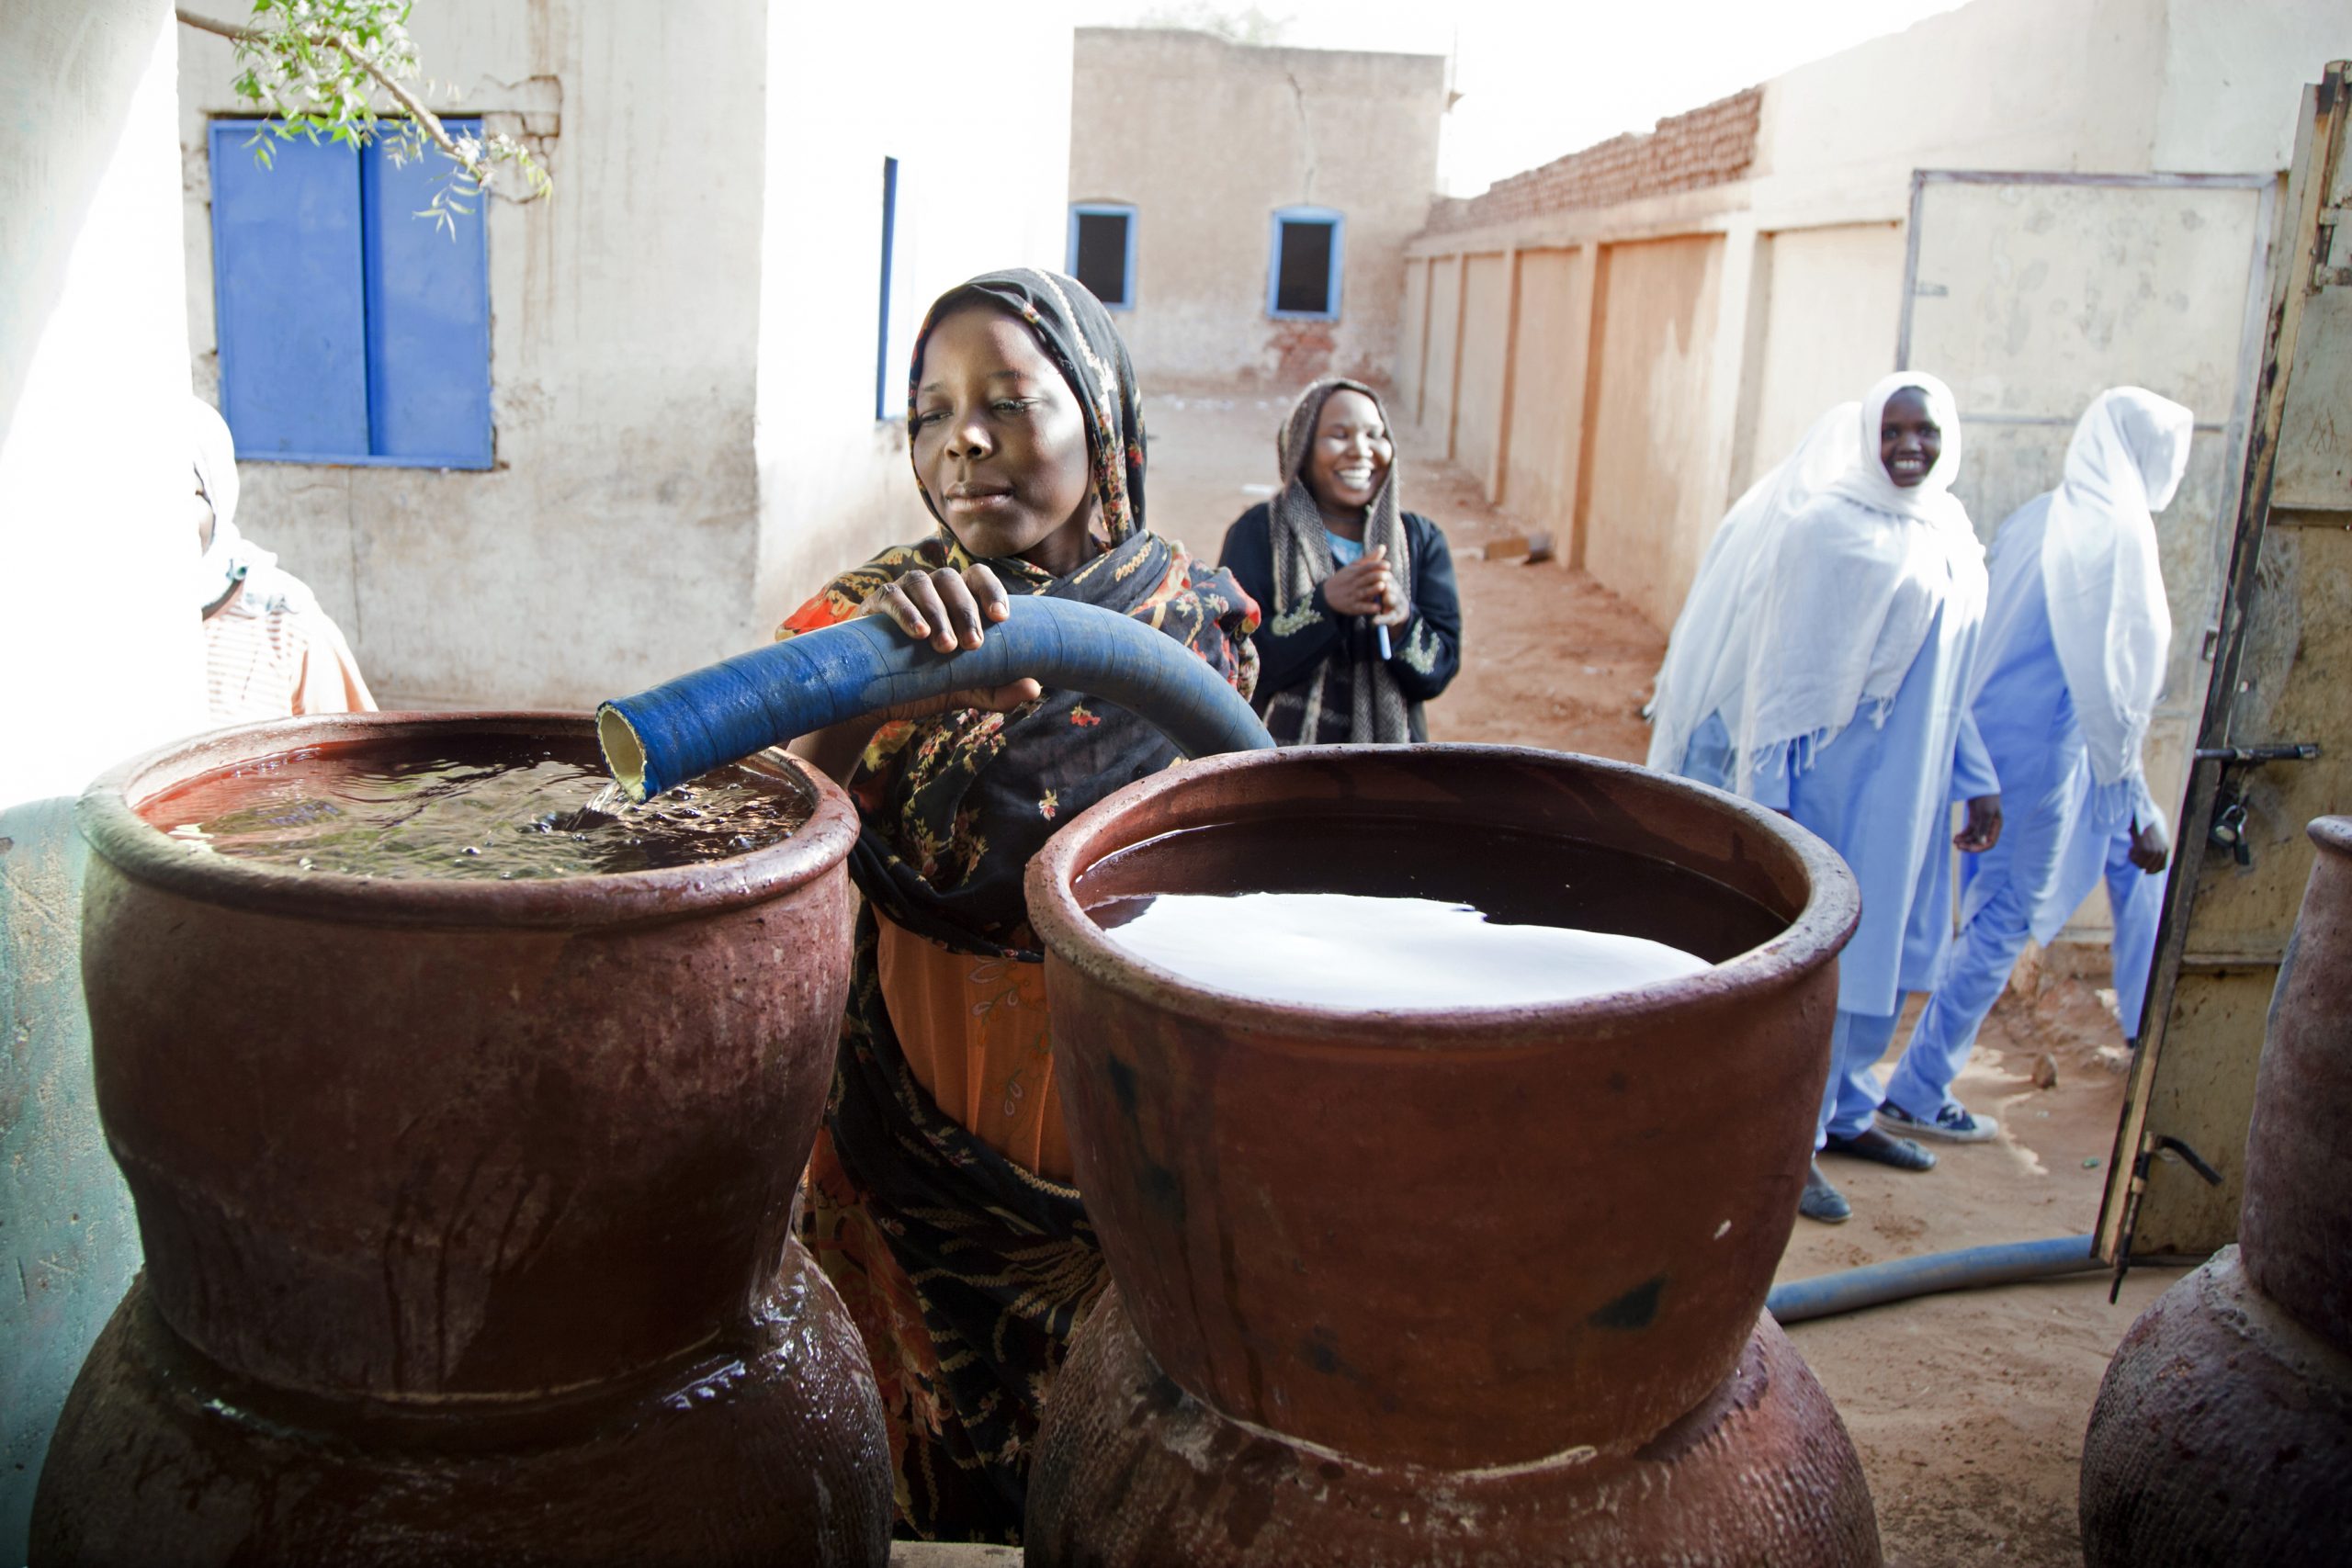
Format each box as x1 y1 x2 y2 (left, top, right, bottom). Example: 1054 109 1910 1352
1659 373 2000 1225
191 396 375 724
1218 378 1460 742
1882 389 2192 1134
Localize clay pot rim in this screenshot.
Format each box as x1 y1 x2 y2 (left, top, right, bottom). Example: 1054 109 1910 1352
1025 742 1860 1048
2311 816 2352 857
77 711 860 930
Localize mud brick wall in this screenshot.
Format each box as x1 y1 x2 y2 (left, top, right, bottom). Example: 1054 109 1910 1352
1422 86 1761 235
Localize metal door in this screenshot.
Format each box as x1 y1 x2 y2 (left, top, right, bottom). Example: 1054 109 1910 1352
1898 170 2276 877
2099 63 2352 1265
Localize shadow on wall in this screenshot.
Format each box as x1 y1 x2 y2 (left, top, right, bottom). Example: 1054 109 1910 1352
0 801 139 1562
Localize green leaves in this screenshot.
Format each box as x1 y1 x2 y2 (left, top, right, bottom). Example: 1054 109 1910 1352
196 0 551 222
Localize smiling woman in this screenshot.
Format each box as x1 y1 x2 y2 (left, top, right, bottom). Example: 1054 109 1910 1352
1218 378 1462 743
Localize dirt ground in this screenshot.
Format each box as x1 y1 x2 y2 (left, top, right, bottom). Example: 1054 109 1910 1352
1146 384 2182 1568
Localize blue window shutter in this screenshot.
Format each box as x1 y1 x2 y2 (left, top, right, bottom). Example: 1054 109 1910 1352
210 121 369 459
362 125 492 467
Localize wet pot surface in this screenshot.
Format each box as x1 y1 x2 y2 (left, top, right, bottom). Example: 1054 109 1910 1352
1028 744 1859 1472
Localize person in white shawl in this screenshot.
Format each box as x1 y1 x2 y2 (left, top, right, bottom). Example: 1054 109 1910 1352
1879 389 2193 1140
1651 371 2001 1225
192 395 376 725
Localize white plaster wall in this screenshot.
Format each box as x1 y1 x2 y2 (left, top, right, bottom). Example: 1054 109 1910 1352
179 1 772 709
752 0 1076 632
2154 0 2352 173
1 1 203 1551
1070 28 1446 387
1748 0 2167 230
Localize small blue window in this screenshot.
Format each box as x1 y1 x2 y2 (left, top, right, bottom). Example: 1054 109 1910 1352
1268 206 1343 321
876 156 901 421
1068 203 1136 310
209 119 492 468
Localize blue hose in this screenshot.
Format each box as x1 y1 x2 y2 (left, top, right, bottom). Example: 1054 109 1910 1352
1767 1234 2102 1325
598 595 1275 800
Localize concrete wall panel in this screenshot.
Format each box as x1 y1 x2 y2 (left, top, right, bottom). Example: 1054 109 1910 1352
1741 222 1904 491
1577 235 1726 631
1419 254 1464 451
1454 253 1512 497
1500 248 1593 541
1396 255 1428 427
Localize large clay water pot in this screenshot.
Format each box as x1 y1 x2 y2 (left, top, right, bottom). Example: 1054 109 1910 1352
31 714 890 1566
1021 744 1881 1564
2079 816 2352 1567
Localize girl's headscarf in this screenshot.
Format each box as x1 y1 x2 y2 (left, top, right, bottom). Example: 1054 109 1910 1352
2041 387 2194 788
1735 371 1987 793
907 266 1146 568
1264 377 1413 743
191 395 273 608
1646 400 1859 775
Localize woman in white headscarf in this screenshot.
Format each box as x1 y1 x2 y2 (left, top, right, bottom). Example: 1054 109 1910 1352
1660 372 2001 1225
1883 388 2194 1137
191 396 375 725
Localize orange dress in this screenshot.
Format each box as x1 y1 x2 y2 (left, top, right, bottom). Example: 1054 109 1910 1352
873 914 1071 1180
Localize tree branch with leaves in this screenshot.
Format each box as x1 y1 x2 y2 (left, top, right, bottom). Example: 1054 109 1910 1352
178 0 550 233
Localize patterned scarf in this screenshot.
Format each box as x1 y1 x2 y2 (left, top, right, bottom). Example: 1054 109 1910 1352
1262 377 1416 743
779 268 1257 1541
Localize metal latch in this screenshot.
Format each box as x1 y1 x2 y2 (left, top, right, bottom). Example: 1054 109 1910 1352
2199 743 2323 867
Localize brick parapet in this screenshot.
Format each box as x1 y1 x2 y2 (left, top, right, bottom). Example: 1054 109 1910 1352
1420 85 1761 238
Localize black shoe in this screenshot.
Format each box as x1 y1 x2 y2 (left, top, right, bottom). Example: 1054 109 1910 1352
1822 1126 1939 1172
1799 1162 1851 1224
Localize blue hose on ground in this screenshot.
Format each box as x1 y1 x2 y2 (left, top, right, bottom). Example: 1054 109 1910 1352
1767 1234 2103 1325
598 595 1275 800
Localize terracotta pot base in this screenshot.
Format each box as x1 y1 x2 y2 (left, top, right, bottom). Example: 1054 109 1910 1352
32 1244 891 1566
2079 1247 2352 1568
1026 1288 1882 1567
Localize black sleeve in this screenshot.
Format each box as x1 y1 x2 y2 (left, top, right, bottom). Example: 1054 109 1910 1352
1218 502 1342 695
1387 513 1462 702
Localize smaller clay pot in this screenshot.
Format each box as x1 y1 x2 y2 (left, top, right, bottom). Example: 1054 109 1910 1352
1027 1288 1882 1568
2239 817 2352 1351
2078 1247 2352 1568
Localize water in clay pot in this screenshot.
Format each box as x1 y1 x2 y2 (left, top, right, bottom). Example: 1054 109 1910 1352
1022 743 1884 1566
30 714 893 1568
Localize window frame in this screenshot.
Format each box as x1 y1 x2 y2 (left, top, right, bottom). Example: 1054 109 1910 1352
1067 201 1138 312
208 117 493 470
1266 205 1345 321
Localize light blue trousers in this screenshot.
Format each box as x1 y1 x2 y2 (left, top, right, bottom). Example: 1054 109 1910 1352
1885 865 2036 1121
1888 823 2169 1120
1817 1007 1904 1147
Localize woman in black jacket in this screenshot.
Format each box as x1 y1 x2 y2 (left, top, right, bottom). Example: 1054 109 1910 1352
1217 378 1461 742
